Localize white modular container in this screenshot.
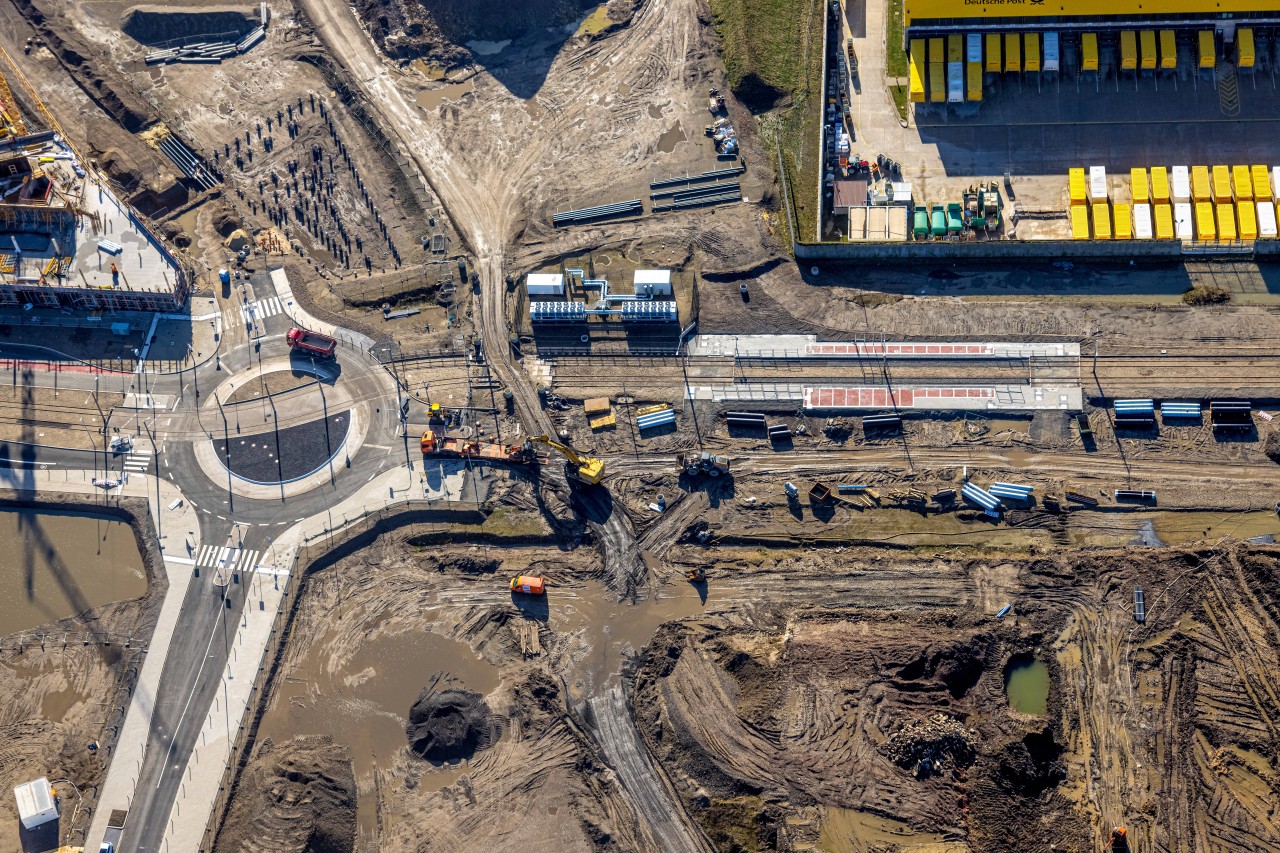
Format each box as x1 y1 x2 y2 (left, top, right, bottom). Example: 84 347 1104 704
967 34 983 64
525 273 565 296
1258 201 1278 237
1170 166 1191 203
1043 33 1060 72
1174 202 1194 239
947 62 964 102
14 778 57 830
1132 203 1153 238
634 269 673 296
1088 166 1108 201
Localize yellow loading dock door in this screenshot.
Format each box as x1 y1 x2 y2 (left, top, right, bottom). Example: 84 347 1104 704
1024 33 1040 72
1005 33 1020 72
1199 31 1215 69
967 63 982 101
1233 165 1252 200
1252 164 1272 201
1191 166 1211 202
1130 168 1149 205
929 37 944 103
1092 203 1111 239
1120 31 1138 70
985 33 1001 72
1082 34 1099 72
1238 28 1255 67
909 40 926 103
1159 30 1177 69
948 34 963 63
1212 165 1231 203
1070 205 1089 239
1139 31 1157 70
1151 167 1170 204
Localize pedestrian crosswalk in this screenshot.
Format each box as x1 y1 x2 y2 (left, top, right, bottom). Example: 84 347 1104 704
122 450 150 474
239 296 284 323
194 545 262 573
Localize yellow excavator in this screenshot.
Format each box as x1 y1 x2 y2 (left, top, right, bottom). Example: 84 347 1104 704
531 434 605 485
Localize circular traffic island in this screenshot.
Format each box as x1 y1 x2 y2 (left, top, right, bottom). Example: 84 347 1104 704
214 412 351 484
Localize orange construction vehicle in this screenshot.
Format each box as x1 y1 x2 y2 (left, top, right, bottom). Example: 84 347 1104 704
1109 827 1129 852
510 575 546 595
420 429 533 464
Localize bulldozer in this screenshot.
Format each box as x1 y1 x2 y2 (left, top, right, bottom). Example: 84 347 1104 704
531 434 605 485
686 566 706 583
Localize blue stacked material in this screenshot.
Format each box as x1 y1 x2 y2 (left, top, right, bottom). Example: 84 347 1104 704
962 482 1001 511
1160 401 1201 419
637 410 676 431
989 482 1034 501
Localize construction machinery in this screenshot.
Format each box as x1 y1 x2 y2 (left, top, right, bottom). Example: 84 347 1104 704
680 451 730 478
708 88 726 114
531 434 606 485
420 429 535 465
1109 827 1129 852
686 566 706 583
510 575 546 595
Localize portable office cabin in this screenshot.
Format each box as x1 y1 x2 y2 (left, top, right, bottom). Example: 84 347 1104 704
1081 33 1099 71
1005 32 1020 72
1159 30 1177 69
985 33 1001 71
14 778 57 830
1238 28 1255 68
1043 32 1060 72
1199 31 1215 69
909 40 927 102
1139 30 1157 69
1120 31 1137 70
634 269 673 297
1024 33 1040 72
525 273 565 296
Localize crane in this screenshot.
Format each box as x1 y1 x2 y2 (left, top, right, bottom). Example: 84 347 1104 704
530 434 605 486
0 41 71 154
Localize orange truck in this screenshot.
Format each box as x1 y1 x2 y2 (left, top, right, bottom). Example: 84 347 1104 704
420 429 533 464
510 575 546 595
286 326 337 358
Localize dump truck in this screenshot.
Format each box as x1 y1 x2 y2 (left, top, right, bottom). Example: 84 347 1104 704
510 575 546 595
531 434 605 485
286 326 337 358
420 429 534 464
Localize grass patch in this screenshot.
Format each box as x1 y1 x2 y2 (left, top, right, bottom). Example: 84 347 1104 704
696 797 772 853
886 0 907 77
575 5 612 37
889 83 908 122
1182 284 1232 305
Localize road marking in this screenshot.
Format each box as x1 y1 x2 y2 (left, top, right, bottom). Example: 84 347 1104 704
165 555 196 566
365 444 393 451
254 565 289 577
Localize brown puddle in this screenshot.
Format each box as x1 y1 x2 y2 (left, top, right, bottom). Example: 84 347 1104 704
0 510 147 636
259 617 500 839
414 80 475 111
657 122 686 154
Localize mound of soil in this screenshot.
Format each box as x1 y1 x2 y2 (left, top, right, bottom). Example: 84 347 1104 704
406 688 490 762
214 735 356 853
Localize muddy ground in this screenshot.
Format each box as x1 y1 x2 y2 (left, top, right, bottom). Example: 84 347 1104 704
0 497 164 853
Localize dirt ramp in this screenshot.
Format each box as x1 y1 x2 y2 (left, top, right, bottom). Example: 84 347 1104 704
121 5 257 46
214 735 356 853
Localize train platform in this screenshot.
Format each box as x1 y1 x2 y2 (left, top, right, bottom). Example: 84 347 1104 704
687 334 1079 359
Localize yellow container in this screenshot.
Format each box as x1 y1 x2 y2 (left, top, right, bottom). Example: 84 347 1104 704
1070 205 1089 240
1212 165 1231 203
1139 31 1157 70
1154 204 1174 239
1082 33 1099 72
1024 33 1040 72
1190 166 1211 202
1159 30 1177 69
967 63 982 101
1217 203 1236 241
1120 31 1137 70
948 34 963 63
1130 168 1149 205
1238 201 1258 239
909 40 927 103
1238 28 1255 68
929 62 945 103
1195 202 1216 240
1252 164 1272 201
1069 168 1087 205
1199 30 1215 69
1150 167 1170 204
929 37 944 64
1092 202 1111 239
1233 165 1252 200
1005 33 1020 72
1114 203 1132 239
985 33 1001 72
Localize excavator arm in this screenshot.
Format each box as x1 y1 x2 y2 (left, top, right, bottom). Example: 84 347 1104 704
531 434 606 485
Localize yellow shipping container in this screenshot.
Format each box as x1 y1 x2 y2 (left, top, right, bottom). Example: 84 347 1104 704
1130 168 1149 205
929 62 945 103
1139 31 1157 70
985 33 1001 72
1233 165 1252 200
1190 166 1211 202
909 40 927 103
1114 203 1132 239
1024 33 1040 72
1238 28 1255 68
967 63 982 101
1092 203 1111 239
1120 31 1137 70
1238 200 1258 239
1217 203 1236 241
948 34 963 63
1082 33 1099 72
1154 204 1174 240
1199 30 1215 69
1159 30 1177 69
1252 164 1272 201
1005 33 1021 72
1212 165 1231 203
1070 205 1089 240
1151 167 1171 203
1069 168 1087 204
1195 202 1215 240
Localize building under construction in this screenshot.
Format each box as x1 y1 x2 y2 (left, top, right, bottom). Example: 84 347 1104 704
0 133 190 312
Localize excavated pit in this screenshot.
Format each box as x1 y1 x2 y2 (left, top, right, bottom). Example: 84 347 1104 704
121 6 258 46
